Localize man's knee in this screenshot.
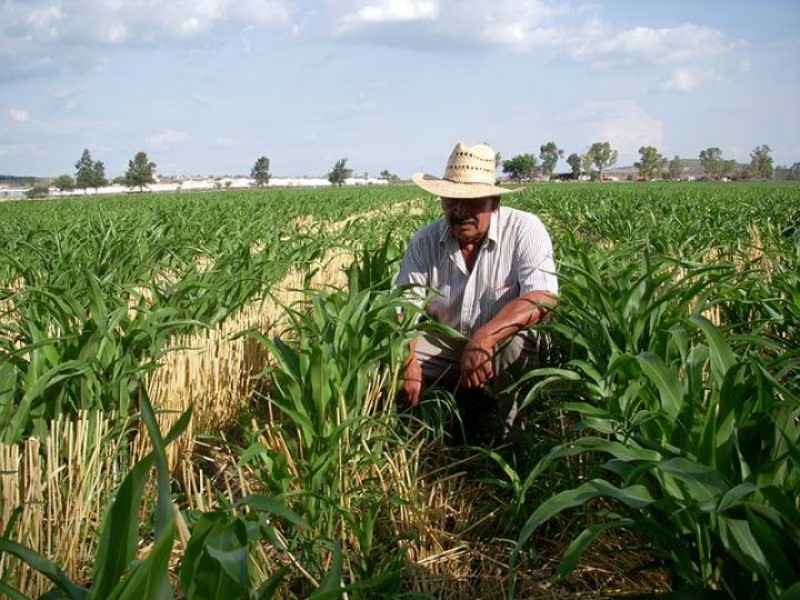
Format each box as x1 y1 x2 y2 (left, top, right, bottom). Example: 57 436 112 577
493 328 550 377
415 332 464 387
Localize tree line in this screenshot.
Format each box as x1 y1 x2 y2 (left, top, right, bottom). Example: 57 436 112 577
27 149 159 198
23 143 797 200
500 142 783 183
26 150 365 198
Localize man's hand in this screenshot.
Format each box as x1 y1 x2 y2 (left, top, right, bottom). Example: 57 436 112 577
402 356 424 406
460 338 494 388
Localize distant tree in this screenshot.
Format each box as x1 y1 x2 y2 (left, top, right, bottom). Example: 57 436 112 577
698 147 724 180
125 151 157 192
585 142 618 181
502 154 538 183
775 162 800 181
748 145 774 180
91 161 108 190
635 146 664 181
52 174 74 194
668 156 683 181
112 176 127 185
539 142 564 181
721 159 737 180
74 149 95 193
659 158 670 179
251 156 271 187
328 158 352 187
379 169 399 183
566 153 582 180
24 182 50 199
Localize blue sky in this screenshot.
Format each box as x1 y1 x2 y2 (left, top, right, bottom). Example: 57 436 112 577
1 0 798 178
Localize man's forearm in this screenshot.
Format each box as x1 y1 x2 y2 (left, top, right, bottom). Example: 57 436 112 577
471 291 557 348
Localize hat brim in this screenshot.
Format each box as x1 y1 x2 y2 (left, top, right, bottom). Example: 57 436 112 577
411 172 519 199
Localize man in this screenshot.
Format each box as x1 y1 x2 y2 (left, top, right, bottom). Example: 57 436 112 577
397 142 558 443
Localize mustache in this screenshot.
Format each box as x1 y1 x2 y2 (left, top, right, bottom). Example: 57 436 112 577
448 216 477 226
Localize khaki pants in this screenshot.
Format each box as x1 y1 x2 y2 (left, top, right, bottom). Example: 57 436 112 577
414 328 552 443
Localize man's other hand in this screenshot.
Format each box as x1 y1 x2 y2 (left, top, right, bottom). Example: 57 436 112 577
460 338 494 388
402 357 424 406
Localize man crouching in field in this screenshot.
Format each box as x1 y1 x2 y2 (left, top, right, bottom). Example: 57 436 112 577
397 142 558 444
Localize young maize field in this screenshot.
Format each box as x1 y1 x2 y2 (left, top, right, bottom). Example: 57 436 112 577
0 183 798 599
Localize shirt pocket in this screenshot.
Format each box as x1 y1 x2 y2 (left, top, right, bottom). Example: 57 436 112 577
426 284 451 322
489 285 514 311
488 284 514 315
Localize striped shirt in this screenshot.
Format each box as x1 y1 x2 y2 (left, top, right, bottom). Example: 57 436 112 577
397 206 558 338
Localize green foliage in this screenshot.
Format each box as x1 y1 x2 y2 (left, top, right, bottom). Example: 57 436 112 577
566 153 582 179
52 175 75 193
698 147 738 180
378 169 399 183
24 183 49 199
502 153 538 182
539 142 564 180
240 239 419 593
508 238 800 598
250 156 271 187
327 158 352 187
668 156 683 180
125 151 157 191
74 149 107 191
748 144 773 180
635 146 665 180
774 162 800 181
0 397 190 599
584 142 618 181
1 183 799 597
92 161 108 189
74 149 95 191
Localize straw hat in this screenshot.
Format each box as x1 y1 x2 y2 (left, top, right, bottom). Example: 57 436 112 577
411 142 517 199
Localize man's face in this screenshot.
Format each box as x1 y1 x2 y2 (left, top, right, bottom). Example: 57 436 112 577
441 196 498 244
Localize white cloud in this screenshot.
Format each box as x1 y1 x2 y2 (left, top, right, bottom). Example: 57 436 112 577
340 0 438 27
147 129 190 146
569 100 664 162
576 23 738 66
336 0 578 49
593 101 664 161
104 24 128 43
5 0 292 47
232 0 291 26
660 67 715 92
332 2 740 91
25 3 64 37
9 109 31 123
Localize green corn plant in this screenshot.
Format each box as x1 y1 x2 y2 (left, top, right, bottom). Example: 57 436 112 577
510 314 800 598
0 278 208 443
240 241 423 595
0 392 188 599
515 240 728 433
0 396 322 600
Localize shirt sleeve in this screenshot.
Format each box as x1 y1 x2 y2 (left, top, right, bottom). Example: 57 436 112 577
516 215 559 296
396 231 429 309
